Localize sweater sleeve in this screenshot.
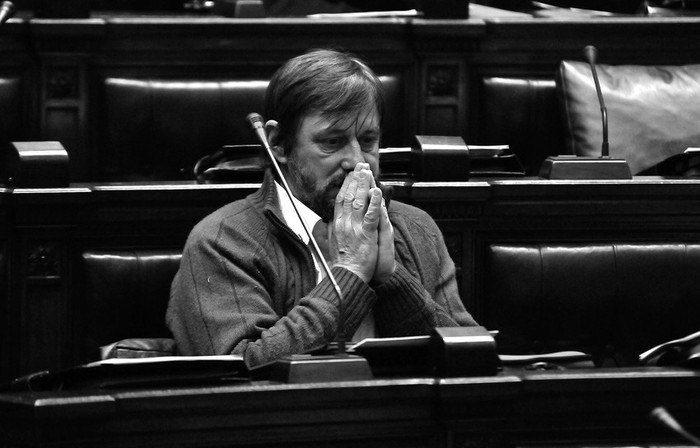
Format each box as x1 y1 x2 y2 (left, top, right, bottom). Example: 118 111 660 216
371 206 478 336
166 212 377 369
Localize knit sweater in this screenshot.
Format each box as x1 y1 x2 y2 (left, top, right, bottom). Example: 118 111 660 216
166 171 478 368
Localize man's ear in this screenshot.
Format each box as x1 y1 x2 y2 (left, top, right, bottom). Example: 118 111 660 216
264 120 288 164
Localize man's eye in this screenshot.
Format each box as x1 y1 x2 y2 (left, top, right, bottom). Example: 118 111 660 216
361 135 380 150
323 137 345 149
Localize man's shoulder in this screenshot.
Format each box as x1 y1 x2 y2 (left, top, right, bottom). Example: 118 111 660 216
388 200 434 223
388 200 441 236
192 192 267 237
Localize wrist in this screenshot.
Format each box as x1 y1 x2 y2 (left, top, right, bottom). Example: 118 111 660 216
370 262 396 287
334 262 373 284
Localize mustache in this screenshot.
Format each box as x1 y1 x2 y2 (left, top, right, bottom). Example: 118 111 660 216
323 172 348 195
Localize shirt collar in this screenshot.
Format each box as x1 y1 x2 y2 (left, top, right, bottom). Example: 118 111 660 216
274 180 321 245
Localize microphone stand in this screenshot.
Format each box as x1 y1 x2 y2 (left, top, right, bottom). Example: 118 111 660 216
584 45 610 158
539 45 632 180
246 113 372 383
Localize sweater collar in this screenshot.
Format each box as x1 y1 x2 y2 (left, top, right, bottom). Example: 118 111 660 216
255 170 313 241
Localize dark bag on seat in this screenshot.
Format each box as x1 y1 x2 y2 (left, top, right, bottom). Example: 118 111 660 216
194 144 265 184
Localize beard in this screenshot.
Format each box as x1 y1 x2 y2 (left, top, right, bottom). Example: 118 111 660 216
284 155 347 222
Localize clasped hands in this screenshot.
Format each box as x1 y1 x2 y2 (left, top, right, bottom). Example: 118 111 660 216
328 163 395 285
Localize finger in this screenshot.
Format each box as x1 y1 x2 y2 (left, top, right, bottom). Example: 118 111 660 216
352 169 371 214
381 195 390 225
353 162 376 189
335 171 352 209
335 170 356 222
363 187 383 230
367 169 377 189
342 171 360 217
354 162 369 172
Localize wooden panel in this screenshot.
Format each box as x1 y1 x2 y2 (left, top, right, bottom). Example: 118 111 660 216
1 368 699 448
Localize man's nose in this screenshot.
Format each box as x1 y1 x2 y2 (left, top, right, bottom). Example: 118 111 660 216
340 140 364 171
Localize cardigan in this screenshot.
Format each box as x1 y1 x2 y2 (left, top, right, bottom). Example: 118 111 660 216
166 171 478 368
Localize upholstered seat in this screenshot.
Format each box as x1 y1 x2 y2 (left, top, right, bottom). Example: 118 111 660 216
477 77 568 175
0 77 21 139
82 249 182 360
81 242 700 367
0 77 24 167
557 61 700 175
485 243 700 366
99 74 406 182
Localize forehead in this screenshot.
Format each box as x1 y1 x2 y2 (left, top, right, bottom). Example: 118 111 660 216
300 107 380 134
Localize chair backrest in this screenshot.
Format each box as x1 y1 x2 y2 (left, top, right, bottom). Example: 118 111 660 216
476 76 568 176
485 243 700 366
97 74 406 182
557 61 700 175
0 77 24 151
81 249 182 360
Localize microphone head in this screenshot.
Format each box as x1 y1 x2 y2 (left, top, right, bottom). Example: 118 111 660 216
246 112 264 129
650 406 683 432
0 1 15 22
583 45 598 65
1 1 14 12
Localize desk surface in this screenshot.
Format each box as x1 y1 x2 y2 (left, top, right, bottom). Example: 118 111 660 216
1 367 699 448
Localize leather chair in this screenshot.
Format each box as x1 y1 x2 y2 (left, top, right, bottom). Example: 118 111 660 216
82 249 182 360
485 243 700 366
476 77 568 176
557 61 700 175
98 74 405 182
0 77 23 152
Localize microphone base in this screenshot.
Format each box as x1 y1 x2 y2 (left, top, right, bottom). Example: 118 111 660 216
432 326 499 377
539 156 632 180
269 354 373 383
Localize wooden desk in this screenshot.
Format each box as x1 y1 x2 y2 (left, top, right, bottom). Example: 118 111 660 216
1 367 698 448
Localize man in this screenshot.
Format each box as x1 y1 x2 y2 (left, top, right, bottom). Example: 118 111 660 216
166 49 478 369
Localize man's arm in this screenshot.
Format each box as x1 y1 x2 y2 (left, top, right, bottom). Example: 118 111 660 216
330 163 476 334
166 214 378 369
371 207 478 335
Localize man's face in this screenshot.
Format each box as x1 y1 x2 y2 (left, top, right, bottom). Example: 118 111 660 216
282 107 381 221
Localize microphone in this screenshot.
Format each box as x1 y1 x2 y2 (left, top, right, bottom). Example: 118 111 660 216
0 1 15 24
650 406 700 446
583 45 609 158
538 45 632 179
246 112 372 383
246 113 347 354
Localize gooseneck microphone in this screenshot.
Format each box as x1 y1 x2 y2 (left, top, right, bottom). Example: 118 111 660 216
246 112 348 355
0 1 16 25
583 45 609 158
650 406 700 447
537 44 631 179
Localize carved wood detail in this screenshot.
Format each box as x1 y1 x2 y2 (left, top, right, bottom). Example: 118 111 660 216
45 67 80 100
26 241 61 279
427 65 459 98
